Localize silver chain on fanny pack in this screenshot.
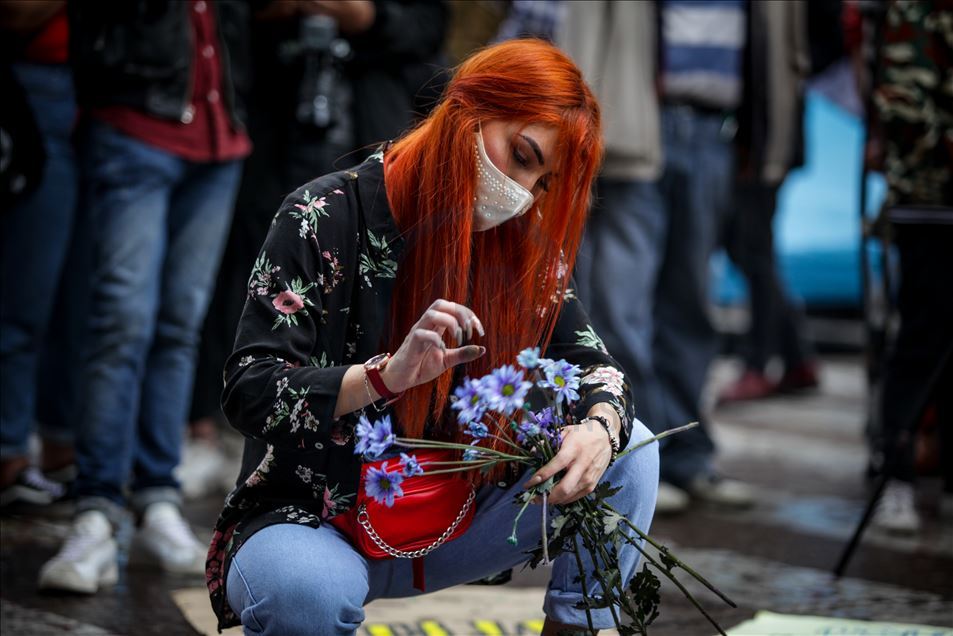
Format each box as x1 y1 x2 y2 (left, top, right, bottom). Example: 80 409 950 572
355 487 476 559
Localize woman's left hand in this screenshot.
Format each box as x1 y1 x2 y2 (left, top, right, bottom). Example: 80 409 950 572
525 411 617 505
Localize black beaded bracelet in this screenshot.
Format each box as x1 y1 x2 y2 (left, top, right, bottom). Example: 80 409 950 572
584 415 620 466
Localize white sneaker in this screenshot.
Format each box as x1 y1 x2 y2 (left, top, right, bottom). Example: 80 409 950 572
129 502 207 574
872 481 921 535
38 510 118 594
175 439 229 500
687 474 755 509
655 481 690 514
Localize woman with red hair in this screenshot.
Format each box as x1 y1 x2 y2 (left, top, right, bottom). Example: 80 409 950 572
207 39 659 634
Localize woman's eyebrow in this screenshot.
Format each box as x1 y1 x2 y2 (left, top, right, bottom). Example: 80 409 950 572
519 134 545 166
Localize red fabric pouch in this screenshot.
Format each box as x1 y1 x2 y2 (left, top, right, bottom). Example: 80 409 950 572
329 450 475 591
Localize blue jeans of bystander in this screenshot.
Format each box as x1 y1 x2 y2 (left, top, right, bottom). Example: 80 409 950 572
577 105 735 488
0 63 79 460
73 121 240 520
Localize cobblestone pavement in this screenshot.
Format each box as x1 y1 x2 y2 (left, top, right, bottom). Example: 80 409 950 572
2 355 951 635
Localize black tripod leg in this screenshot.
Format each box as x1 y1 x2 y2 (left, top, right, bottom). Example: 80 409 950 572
834 342 952 577
834 472 888 577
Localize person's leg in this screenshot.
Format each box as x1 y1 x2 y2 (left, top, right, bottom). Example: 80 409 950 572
36 196 92 473
226 523 371 635
650 107 730 487
719 181 817 402
0 63 78 497
38 122 180 593
72 121 181 520
875 224 953 532
577 179 667 432
368 419 660 629
740 182 817 388
726 181 777 373
130 160 241 506
880 226 953 484
228 422 658 634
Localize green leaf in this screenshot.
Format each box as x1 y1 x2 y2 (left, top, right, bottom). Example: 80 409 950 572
602 510 623 536
624 564 660 633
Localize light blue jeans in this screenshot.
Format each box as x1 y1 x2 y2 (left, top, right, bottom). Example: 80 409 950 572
226 420 659 634
576 105 735 488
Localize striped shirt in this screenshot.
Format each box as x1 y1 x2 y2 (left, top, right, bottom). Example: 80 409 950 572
660 0 747 110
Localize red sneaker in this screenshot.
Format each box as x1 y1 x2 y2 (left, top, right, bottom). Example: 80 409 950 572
717 371 778 404
777 361 820 393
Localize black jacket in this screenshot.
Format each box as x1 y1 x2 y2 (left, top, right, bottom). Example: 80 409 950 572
68 0 252 126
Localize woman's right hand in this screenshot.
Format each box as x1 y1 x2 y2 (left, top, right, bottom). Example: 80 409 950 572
381 299 486 393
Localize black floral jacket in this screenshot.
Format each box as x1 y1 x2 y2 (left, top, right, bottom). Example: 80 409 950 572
206 152 636 630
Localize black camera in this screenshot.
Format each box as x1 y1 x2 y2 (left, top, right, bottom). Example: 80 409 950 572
282 15 353 131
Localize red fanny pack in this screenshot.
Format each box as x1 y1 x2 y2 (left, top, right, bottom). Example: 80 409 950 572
329 450 475 591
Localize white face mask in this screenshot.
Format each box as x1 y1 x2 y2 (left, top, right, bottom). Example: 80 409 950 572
473 129 535 232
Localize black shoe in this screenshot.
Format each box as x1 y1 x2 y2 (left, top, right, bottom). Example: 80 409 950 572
467 569 512 586
0 467 66 508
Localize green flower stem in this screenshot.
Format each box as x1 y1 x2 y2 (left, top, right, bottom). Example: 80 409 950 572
576 518 622 627
576 509 629 624
571 533 597 634
486 432 526 455
630 540 728 636
541 491 550 564
588 503 727 635
394 438 525 461
603 503 735 608
614 422 699 462
569 506 622 623
421 461 504 476
510 496 534 544
419 460 501 466
577 499 660 632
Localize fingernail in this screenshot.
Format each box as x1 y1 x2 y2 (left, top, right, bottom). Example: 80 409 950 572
478 346 486 355
456 327 463 345
475 319 485 337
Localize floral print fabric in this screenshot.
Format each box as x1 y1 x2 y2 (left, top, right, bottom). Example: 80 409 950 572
206 155 636 630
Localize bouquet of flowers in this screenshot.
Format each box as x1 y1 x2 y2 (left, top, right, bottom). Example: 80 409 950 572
353 348 735 635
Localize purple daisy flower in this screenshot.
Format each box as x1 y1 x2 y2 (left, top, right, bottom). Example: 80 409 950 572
365 462 404 507
533 407 557 431
520 408 560 445
516 419 541 445
462 448 485 461
516 347 542 370
399 453 424 477
451 377 488 425
465 421 489 440
540 359 581 406
481 365 532 415
355 414 396 457
353 415 375 455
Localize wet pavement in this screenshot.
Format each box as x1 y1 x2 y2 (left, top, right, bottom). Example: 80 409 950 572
2 354 952 635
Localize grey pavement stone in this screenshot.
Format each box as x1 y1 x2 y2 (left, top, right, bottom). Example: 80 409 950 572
1 599 118 635
647 546 953 628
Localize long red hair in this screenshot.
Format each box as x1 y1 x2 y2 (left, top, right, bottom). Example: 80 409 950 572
383 40 603 467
